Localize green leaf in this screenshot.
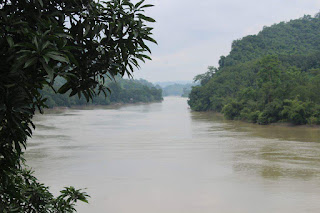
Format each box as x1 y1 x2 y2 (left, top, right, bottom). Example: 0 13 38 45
41 41 51 51
130 58 139 66
144 35 157 44
69 89 78 97
42 55 50 64
33 37 39 50
58 83 71 94
45 52 69 63
56 33 73 39
40 59 54 80
38 0 43 7
6 36 14 47
24 57 38 68
84 25 90 37
137 14 156 23
140 4 154 9
135 0 145 8
65 52 79 66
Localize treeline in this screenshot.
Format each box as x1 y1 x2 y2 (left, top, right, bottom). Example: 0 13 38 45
189 14 320 125
43 77 163 108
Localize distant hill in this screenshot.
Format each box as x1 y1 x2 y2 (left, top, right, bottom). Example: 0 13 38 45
154 81 197 97
189 13 320 125
155 81 193 88
161 83 195 96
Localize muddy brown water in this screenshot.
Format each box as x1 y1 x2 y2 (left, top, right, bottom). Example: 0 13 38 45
26 97 320 213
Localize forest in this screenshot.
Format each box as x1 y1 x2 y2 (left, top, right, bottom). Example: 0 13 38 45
42 77 163 107
188 14 320 125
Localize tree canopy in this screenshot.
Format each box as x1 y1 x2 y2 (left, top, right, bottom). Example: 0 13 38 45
218 14 320 68
0 0 156 211
188 14 320 125
42 76 163 107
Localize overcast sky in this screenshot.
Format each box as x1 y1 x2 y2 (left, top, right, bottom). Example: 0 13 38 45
131 0 320 83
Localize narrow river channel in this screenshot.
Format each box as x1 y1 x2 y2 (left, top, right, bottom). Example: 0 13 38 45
26 97 320 213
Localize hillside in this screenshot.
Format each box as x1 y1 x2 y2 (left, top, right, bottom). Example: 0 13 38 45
188 14 320 125
219 14 320 68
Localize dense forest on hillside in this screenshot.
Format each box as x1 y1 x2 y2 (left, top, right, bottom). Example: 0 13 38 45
43 77 163 108
189 14 320 125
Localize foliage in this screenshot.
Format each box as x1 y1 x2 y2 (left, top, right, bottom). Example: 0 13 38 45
188 13 320 125
42 77 162 108
0 166 89 213
221 100 243 120
219 14 320 67
281 99 312 125
193 66 217 86
0 0 156 211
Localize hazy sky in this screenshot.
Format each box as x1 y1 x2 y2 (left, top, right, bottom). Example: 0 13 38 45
131 0 320 83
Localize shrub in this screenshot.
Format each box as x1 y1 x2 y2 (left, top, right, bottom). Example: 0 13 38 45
281 99 310 125
222 100 243 120
257 111 269 125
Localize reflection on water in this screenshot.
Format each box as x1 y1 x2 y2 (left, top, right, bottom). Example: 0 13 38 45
192 112 320 180
192 112 320 142
26 97 320 213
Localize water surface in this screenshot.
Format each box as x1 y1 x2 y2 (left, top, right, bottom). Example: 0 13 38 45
26 97 320 213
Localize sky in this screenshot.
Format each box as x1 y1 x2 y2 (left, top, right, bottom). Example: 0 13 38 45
131 0 320 83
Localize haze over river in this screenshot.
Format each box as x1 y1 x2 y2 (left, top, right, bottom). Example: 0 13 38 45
26 97 320 213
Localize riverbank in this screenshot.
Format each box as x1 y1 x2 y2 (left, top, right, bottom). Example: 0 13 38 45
40 99 164 113
195 111 320 129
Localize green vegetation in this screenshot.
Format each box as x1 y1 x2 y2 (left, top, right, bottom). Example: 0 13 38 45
0 0 156 212
42 77 162 108
189 14 320 125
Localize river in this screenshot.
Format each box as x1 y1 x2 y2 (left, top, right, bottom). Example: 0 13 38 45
26 96 320 213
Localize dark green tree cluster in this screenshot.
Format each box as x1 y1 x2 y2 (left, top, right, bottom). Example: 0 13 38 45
189 14 320 125
0 0 156 212
42 77 162 108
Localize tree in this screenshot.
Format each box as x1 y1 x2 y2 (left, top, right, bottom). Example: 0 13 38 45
0 0 156 211
256 56 281 104
193 66 217 86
